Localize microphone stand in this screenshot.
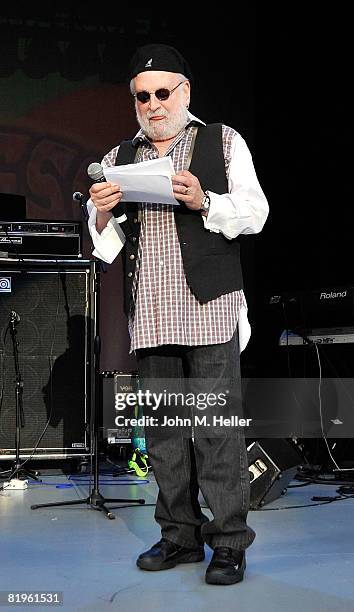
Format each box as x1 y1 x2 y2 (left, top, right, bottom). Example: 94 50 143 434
5 312 40 481
72 191 89 222
31 193 145 518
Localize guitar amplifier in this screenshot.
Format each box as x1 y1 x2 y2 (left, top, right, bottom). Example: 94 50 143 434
0 221 82 258
101 372 140 446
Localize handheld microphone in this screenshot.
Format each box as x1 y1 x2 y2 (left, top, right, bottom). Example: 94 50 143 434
87 162 106 184
87 162 127 222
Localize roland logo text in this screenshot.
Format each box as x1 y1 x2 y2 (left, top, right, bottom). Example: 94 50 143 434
320 290 347 299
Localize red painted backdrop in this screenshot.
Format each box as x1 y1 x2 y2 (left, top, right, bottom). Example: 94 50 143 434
1 80 138 371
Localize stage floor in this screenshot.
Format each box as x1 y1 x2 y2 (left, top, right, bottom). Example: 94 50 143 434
1 464 354 611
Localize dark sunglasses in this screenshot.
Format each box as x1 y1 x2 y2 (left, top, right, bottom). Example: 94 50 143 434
134 81 186 104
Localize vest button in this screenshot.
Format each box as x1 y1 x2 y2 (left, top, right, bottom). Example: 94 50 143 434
133 218 138 223
129 254 135 260
132 236 137 242
128 272 133 278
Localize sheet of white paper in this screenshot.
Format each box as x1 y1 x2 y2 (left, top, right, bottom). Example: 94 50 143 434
103 157 179 205
107 157 175 175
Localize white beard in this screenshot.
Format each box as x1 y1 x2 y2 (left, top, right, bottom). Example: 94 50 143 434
136 104 189 141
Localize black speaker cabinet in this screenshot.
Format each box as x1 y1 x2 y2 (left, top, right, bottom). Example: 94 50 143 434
247 439 303 509
0 259 97 459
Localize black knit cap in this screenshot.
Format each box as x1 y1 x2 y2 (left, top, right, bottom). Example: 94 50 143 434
127 43 193 82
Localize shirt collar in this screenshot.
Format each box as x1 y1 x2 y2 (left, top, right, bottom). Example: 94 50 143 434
132 111 206 147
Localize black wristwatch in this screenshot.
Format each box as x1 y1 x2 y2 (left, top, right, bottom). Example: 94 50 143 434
200 193 210 212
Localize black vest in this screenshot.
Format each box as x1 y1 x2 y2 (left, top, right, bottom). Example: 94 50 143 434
116 123 243 316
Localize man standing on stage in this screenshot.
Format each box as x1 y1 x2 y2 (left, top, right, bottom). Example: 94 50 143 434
88 43 268 585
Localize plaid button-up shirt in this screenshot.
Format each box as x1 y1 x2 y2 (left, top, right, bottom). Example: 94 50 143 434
102 122 245 352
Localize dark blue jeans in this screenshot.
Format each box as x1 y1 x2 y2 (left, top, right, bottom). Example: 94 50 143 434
136 331 255 552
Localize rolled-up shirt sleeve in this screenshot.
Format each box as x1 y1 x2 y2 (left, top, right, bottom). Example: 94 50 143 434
87 200 126 263
203 132 269 239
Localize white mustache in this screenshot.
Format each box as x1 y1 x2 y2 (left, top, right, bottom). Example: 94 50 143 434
147 112 168 119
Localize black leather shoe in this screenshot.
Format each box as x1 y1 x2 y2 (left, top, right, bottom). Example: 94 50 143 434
137 539 205 571
205 547 246 585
